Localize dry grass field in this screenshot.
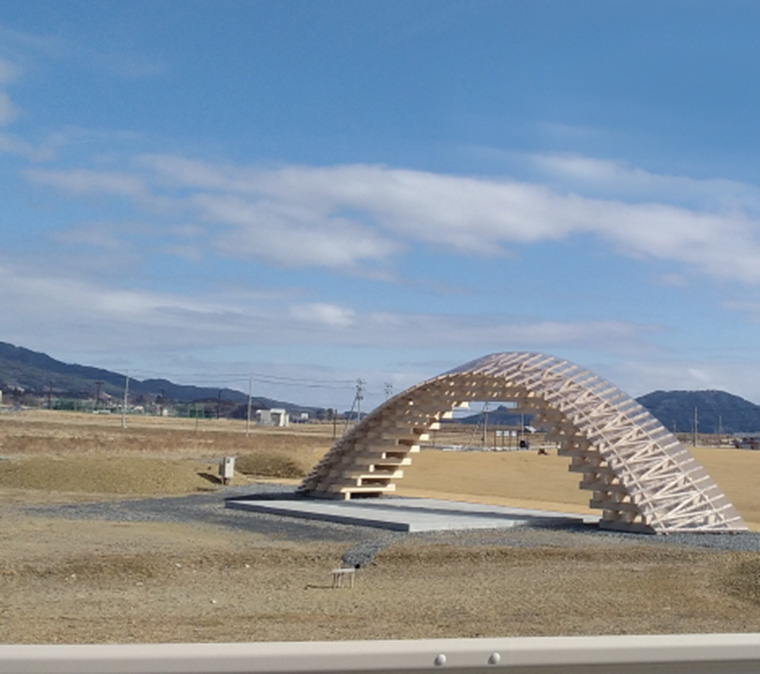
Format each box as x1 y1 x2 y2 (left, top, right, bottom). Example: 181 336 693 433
2 409 760 644
0 410 329 501
400 445 760 529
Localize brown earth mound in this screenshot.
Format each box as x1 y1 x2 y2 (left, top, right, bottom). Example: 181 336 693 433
0 455 244 496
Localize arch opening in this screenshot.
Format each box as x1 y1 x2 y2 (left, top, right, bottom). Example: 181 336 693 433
298 353 747 534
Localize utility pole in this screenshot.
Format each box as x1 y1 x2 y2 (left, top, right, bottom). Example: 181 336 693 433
384 382 393 401
121 371 130 430
693 406 699 447
217 389 222 420
356 379 365 423
246 376 253 437
342 380 366 435
95 381 103 412
47 380 53 410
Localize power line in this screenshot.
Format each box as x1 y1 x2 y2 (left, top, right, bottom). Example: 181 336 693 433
127 369 356 388
115 367 392 412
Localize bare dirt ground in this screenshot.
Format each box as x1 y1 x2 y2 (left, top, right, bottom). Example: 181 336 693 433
2 410 760 644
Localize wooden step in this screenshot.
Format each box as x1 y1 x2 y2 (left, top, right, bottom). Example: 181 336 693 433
372 456 412 467
568 463 615 475
341 484 397 499
320 483 397 499
558 448 599 460
356 476 394 487
339 452 412 467
335 467 404 480
589 498 640 513
579 478 627 493
381 431 430 442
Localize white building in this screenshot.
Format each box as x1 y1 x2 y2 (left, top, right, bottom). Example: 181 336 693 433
256 408 289 427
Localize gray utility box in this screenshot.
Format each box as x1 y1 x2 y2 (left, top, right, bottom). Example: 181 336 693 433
219 456 236 484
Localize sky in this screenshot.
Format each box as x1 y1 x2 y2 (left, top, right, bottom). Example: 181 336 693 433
3 1 760 411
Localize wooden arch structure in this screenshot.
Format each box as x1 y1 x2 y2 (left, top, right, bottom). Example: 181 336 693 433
299 352 747 533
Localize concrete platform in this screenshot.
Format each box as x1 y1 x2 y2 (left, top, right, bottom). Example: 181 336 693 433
225 494 599 533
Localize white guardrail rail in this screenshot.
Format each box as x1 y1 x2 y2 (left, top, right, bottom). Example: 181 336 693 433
2 634 760 674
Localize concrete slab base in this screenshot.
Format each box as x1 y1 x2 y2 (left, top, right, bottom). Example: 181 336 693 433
225 495 599 533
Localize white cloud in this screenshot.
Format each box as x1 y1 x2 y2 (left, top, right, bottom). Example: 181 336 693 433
0 260 272 352
23 168 176 213
723 300 760 323
686 367 712 384
0 57 25 132
228 162 760 283
651 272 688 288
0 91 18 125
51 222 132 251
0 56 20 127
595 202 760 283
0 23 167 80
355 314 654 352
290 303 356 328
25 168 148 198
288 165 581 252
528 152 760 213
0 132 55 160
0 257 656 356
191 192 401 269
26 154 760 286
2 263 206 325
137 154 251 192
0 58 21 84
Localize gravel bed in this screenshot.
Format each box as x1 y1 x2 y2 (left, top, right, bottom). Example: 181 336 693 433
404 523 760 553
16 484 381 543
14 484 760 564
341 535 405 567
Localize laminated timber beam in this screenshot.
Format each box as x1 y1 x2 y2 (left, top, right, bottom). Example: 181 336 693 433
298 352 747 533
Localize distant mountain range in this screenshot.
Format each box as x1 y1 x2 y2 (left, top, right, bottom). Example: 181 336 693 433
636 389 760 435
458 393 760 435
3 341 760 432
0 342 318 415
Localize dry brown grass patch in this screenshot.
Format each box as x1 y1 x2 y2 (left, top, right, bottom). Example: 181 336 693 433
235 452 307 478
721 556 760 605
0 455 247 495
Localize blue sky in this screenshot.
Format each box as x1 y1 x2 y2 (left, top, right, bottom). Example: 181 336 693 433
3 0 760 410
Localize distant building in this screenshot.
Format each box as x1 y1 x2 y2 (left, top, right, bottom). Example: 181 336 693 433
256 408 289 427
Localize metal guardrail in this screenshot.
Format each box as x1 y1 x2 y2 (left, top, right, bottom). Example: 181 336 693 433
2 634 760 674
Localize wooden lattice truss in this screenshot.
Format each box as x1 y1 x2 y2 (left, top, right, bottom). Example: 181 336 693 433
299 352 747 534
